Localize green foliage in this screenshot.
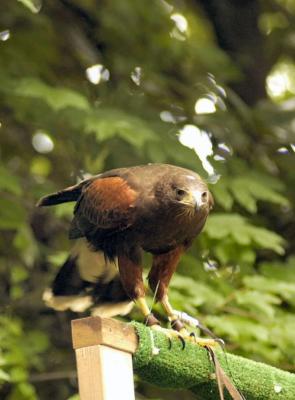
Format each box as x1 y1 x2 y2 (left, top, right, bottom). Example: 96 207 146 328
0 316 48 400
1 0 295 399
66 395 79 400
17 0 40 14
212 171 289 213
204 213 285 263
0 166 22 196
84 108 159 149
11 78 90 112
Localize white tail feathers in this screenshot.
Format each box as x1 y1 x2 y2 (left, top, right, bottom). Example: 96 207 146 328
91 301 134 318
72 239 119 283
43 288 134 317
43 288 93 312
43 239 132 318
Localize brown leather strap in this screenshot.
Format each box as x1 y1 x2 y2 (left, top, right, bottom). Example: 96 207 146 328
145 313 160 326
206 346 244 400
170 318 185 332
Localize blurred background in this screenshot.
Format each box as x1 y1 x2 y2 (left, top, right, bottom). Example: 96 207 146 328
0 0 295 399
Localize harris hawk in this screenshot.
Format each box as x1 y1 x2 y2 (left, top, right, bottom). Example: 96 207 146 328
38 163 214 343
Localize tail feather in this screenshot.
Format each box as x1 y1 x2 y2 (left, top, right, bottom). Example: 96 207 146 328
91 301 134 318
43 289 93 312
36 183 83 207
44 239 133 318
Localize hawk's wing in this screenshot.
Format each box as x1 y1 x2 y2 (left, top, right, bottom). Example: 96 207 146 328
70 176 139 238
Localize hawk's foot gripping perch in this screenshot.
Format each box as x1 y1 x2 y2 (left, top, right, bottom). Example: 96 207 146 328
151 323 218 350
173 310 224 347
151 324 186 349
160 296 222 348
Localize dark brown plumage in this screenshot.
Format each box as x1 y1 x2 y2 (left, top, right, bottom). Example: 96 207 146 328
38 163 213 329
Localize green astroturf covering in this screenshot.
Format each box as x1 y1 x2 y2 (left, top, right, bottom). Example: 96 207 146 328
131 322 295 400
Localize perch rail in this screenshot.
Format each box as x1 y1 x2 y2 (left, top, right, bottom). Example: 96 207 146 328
71 316 295 400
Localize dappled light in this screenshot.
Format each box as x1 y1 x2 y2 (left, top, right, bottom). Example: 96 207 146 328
0 30 10 41
259 12 289 35
277 146 289 154
194 97 216 114
217 142 232 155
130 66 142 86
266 60 295 99
18 0 42 13
85 64 110 85
170 13 188 41
32 131 54 154
170 13 188 33
159 110 177 123
178 124 214 176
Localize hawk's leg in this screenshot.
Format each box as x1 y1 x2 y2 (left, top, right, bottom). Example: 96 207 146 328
118 253 160 326
148 248 217 347
161 294 218 346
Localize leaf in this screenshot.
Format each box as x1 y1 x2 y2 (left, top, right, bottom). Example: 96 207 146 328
211 180 233 210
170 275 224 311
239 248 256 264
241 341 282 364
205 213 285 255
17 0 41 13
10 381 37 400
246 178 288 206
146 141 167 163
234 290 280 319
0 198 26 229
205 315 270 342
9 367 28 383
229 174 289 213
53 202 74 218
48 251 69 267
248 226 285 255
84 109 158 148
11 78 90 111
0 369 11 382
10 265 29 284
231 226 252 245
0 166 22 196
231 178 257 213
243 276 295 304
214 240 239 264
260 257 295 282
26 331 49 353
204 214 239 239
13 225 39 266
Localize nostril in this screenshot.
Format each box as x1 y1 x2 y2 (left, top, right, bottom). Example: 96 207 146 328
201 191 208 202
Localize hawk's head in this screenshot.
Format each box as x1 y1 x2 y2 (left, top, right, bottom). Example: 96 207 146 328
156 172 214 213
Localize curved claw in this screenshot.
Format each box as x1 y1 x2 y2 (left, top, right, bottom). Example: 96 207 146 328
173 310 225 348
178 334 186 350
189 332 196 343
198 322 223 342
151 325 186 350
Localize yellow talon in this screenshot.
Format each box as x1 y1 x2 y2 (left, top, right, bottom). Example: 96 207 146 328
151 325 218 349
179 327 218 347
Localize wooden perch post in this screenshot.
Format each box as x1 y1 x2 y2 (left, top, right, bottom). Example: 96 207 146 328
72 316 295 400
72 317 138 400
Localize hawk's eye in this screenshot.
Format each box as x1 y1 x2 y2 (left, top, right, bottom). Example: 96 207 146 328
175 188 186 198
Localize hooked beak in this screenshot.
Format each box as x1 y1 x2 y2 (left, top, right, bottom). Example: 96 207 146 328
192 190 208 210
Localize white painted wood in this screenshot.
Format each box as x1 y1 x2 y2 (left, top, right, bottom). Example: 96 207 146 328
99 345 135 400
75 344 135 400
76 346 103 400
